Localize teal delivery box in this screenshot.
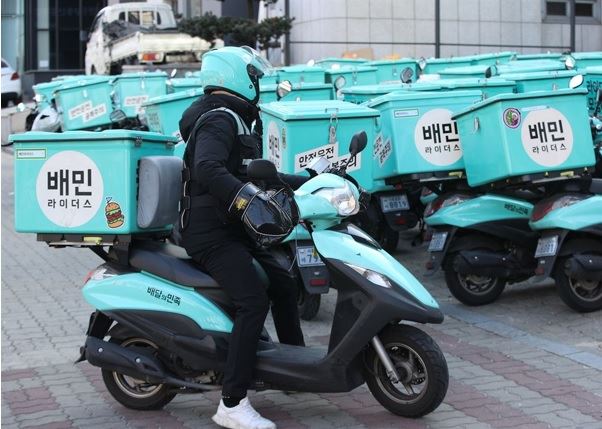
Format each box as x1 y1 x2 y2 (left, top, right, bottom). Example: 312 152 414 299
584 66 602 114
32 80 64 111
315 57 368 69
498 70 579 93
325 65 379 88
437 65 491 79
11 130 177 235
572 52 602 69
340 82 442 104
259 82 334 104
469 51 516 66
143 88 204 139
453 89 595 187
366 90 483 181
167 77 203 93
433 78 516 99
423 56 474 74
111 72 168 118
54 77 113 131
365 59 418 83
260 100 380 191
278 65 325 84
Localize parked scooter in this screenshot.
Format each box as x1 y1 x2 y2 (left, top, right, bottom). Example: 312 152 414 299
77 133 448 418
529 178 602 312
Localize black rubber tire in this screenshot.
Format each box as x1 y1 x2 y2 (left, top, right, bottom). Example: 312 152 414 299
377 223 400 253
554 257 602 313
101 337 176 410
444 253 506 306
364 324 448 417
297 288 321 321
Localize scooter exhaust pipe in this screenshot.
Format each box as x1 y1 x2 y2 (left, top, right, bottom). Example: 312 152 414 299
564 255 602 281
84 337 220 391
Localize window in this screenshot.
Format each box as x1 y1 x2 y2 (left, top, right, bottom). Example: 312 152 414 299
128 11 140 25
544 0 601 22
140 11 155 26
118 11 125 21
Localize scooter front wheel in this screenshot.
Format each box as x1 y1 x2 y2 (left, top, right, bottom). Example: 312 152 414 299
554 257 602 312
363 324 448 417
101 337 176 410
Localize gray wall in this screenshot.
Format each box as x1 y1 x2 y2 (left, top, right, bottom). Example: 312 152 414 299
1 0 25 72
288 0 602 63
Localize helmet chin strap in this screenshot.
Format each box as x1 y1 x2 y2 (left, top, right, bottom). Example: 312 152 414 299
249 74 261 105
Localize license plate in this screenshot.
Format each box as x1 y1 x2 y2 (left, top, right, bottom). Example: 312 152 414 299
380 194 410 213
297 246 324 267
428 232 448 252
535 236 558 258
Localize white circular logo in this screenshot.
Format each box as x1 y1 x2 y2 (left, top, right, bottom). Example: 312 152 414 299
267 121 281 170
36 151 104 227
414 108 463 166
520 108 573 167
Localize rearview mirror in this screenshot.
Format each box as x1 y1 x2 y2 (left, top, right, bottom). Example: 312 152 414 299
247 159 278 181
334 75 346 90
110 109 127 123
569 74 584 89
276 80 292 100
417 57 427 71
170 68 177 78
306 59 316 67
400 67 414 84
564 55 576 70
349 131 368 156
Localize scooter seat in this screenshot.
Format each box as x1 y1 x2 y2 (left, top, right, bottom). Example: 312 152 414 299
129 241 220 289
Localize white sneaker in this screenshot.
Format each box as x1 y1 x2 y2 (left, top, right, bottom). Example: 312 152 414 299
212 397 276 429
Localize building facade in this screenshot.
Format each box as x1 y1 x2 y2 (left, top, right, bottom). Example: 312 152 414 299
288 0 602 63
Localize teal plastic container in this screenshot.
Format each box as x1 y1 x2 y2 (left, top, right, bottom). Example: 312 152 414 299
365 59 418 83
54 76 113 131
259 82 334 104
437 65 491 79
325 65 379 89
453 89 595 187
259 100 380 191
166 78 203 93
260 73 279 85
11 130 177 234
32 80 64 111
423 56 474 74
431 78 517 98
469 51 516 66
340 82 442 104
366 90 483 180
572 52 602 69
516 53 563 62
111 72 168 118
492 60 565 75
143 88 203 140
584 66 602 114
278 65 325 84
315 57 369 69
498 70 579 93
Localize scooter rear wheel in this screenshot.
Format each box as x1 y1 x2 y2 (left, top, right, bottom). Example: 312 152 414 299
364 324 448 417
554 257 602 312
444 259 506 306
101 337 176 410
297 288 321 321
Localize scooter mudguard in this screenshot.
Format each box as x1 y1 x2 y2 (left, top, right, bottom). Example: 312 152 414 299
83 272 234 333
426 194 533 228
312 225 439 310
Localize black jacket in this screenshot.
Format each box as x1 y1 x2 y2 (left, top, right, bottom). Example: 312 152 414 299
179 93 306 254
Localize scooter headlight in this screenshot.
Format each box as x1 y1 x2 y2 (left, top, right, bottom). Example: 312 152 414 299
314 181 359 216
345 263 392 288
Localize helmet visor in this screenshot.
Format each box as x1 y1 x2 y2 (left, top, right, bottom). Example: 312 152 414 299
241 46 275 78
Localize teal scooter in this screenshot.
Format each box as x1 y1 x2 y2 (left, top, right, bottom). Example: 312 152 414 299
77 133 449 418
424 184 539 306
529 178 602 312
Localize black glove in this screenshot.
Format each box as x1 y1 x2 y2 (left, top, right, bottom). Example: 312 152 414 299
228 182 263 220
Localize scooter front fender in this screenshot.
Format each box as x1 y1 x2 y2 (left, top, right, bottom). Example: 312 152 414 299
311 226 439 311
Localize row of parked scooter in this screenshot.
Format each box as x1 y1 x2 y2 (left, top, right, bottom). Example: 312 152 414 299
21 50 602 317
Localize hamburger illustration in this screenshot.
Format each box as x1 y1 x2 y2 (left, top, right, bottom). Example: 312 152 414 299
105 199 124 228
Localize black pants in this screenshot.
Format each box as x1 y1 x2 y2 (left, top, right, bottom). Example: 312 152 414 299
192 240 305 398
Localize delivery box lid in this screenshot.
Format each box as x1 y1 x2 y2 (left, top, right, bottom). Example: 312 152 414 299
168 77 203 87
324 65 378 74
279 65 325 74
438 65 490 75
451 88 589 120
10 130 179 144
585 65 602 75
497 69 578 82
143 88 204 106
260 100 379 120
110 71 168 82
55 76 111 91
435 77 517 88
366 58 417 67
367 89 483 109
572 51 602 60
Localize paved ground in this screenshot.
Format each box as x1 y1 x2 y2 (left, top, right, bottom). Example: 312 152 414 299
2 145 602 429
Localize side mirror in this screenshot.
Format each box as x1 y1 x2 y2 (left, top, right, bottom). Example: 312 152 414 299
568 74 584 89
276 80 292 100
418 57 427 71
349 131 368 156
306 59 316 67
170 68 177 78
565 55 576 70
334 75 346 90
110 109 127 123
247 159 278 181
400 67 414 84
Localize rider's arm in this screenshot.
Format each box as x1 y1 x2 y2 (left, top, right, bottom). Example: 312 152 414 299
192 113 244 205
